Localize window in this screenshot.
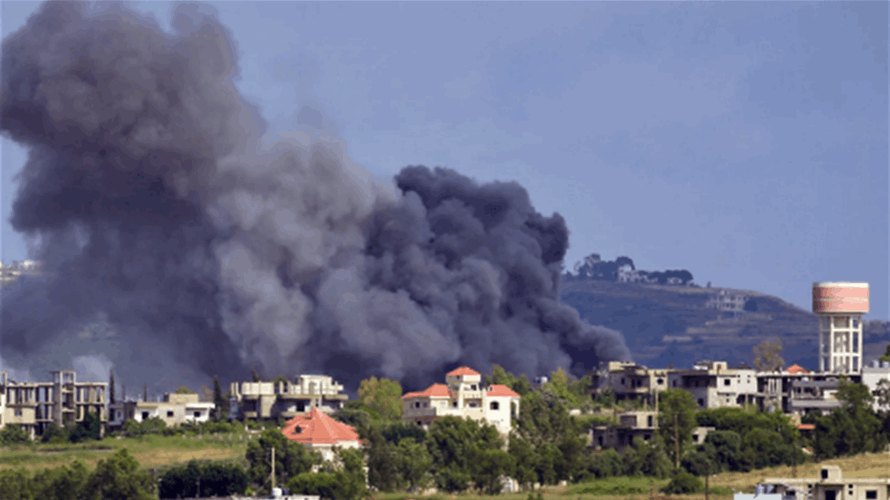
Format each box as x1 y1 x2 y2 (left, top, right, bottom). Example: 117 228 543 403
422 402 428 408
657 378 664 385
490 401 500 411
415 402 421 409
672 380 678 387
697 398 704 407
167 411 174 418
468 402 478 408
416 420 422 426
117 411 122 420
621 378 626 385
14 409 22 417
470 384 477 390
194 411 201 418
647 415 653 427
724 379 731 386
644 434 651 441
452 402 457 408
821 470 829 480
142 411 149 420
865 490 877 499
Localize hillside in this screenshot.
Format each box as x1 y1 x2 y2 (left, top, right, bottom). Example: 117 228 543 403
559 280 890 371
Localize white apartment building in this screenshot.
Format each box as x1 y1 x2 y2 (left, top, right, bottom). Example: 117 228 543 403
108 392 214 430
667 361 758 409
229 375 348 421
402 367 521 437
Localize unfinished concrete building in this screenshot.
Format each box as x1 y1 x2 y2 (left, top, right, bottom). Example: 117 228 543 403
0 370 107 439
229 375 349 421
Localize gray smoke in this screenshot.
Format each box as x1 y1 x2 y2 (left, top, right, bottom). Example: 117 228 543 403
1 1 630 394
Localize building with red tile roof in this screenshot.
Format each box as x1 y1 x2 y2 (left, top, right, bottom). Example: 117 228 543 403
446 366 481 377
281 407 362 462
786 364 810 375
402 367 521 437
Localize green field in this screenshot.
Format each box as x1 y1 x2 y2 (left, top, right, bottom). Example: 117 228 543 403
0 433 249 472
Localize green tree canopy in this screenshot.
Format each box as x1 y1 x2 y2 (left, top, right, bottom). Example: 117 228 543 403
82 449 157 500
753 340 785 372
657 388 698 468
175 386 194 394
484 364 532 396
245 428 322 490
358 377 403 421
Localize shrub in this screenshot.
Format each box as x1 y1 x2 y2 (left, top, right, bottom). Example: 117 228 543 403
0 425 32 445
661 471 704 494
571 477 649 495
681 450 715 476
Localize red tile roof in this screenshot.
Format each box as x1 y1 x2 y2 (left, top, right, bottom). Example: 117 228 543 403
487 384 521 398
402 383 454 400
281 407 360 445
446 366 481 377
786 364 810 374
797 424 815 430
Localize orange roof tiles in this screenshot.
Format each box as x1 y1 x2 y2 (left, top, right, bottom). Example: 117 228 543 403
797 424 815 430
281 407 360 445
446 366 481 377
402 383 454 400
786 364 810 374
487 384 521 398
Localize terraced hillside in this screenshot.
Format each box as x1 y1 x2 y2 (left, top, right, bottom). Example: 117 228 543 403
559 280 890 370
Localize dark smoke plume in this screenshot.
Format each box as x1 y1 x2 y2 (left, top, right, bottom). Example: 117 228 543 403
1 1 630 394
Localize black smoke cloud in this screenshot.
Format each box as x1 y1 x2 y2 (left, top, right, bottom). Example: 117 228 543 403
1 1 630 394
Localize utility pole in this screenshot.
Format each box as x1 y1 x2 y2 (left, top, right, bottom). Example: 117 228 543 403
674 413 680 469
705 462 710 500
271 446 276 491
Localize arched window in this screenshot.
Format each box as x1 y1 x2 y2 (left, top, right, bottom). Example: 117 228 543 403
489 401 500 411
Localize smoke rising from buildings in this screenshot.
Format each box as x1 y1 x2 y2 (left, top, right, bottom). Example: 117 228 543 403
0 1 630 393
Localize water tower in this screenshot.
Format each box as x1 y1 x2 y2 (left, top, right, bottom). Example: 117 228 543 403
813 282 869 374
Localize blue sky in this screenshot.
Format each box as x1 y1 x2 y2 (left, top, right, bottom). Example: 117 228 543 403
2 1 888 321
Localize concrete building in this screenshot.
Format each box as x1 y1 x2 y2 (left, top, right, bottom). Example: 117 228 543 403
589 361 673 406
706 289 748 318
757 465 890 500
401 366 522 437
0 370 107 439
107 392 214 430
590 409 715 452
667 361 757 410
229 375 349 421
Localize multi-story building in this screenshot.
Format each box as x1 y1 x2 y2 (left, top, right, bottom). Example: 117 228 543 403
229 375 349 421
752 465 890 500
107 392 215 430
590 409 715 452
705 289 748 319
668 361 757 410
0 370 107 439
401 366 521 437
589 361 673 406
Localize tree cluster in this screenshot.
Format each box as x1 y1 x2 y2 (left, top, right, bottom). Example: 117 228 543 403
158 460 248 498
564 252 693 285
0 450 156 500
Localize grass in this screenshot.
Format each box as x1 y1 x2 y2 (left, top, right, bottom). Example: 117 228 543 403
0 433 249 472
370 452 890 500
